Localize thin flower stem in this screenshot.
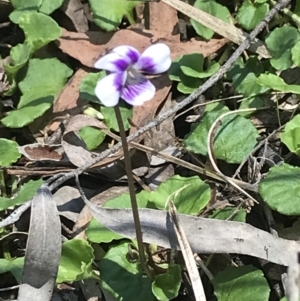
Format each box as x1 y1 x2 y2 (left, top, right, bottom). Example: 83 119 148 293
114 105 153 280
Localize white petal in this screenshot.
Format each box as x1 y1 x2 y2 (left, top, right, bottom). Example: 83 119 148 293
121 78 155 106
94 52 129 72
135 43 171 74
95 73 126 107
112 45 140 64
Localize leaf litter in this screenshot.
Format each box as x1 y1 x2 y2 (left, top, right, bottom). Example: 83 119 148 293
1 0 300 301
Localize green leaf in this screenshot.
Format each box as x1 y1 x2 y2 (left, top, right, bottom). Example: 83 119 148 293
86 191 150 243
259 164 300 215
227 57 268 96
257 73 300 94
0 257 24 283
39 0 64 15
102 103 133 132
292 40 300 67
2 88 55 128
179 53 220 78
79 126 106 151
0 139 21 166
209 207 246 222
0 179 43 210
79 71 106 103
150 175 211 214
237 0 269 30
4 43 31 75
9 0 42 24
57 239 95 283
280 115 300 155
88 0 138 31
99 242 155 301
191 0 231 40
152 264 182 301
239 97 265 117
265 26 300 70
19 58 72 94
212 265 270 301
2 58 72 128
184 106 259 163
19 12 61 53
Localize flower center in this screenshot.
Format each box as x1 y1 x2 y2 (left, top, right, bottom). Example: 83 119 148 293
126 66 145 86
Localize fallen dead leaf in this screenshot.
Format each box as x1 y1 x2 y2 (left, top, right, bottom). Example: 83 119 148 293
148 1 179 41
57 28 227 68
62 114 122 168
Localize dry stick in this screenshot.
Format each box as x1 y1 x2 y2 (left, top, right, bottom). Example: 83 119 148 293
114 105 153 280
0 0 290 230
206 108 261 205
169 201 206 301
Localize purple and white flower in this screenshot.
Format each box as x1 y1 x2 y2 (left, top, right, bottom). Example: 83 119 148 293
94 43 171 107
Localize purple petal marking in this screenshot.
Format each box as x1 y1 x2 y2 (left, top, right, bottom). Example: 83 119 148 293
94 72 126 107
94 52 129 72
121 77 155 106
112 45 140 64
136 43 171 74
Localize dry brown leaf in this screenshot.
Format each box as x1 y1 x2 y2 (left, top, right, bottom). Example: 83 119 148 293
62 114 122 168
148 1 178 40
18 144 64 162
57 28 227 68
60 0 88 33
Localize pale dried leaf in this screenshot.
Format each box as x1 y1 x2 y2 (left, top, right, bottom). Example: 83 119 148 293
18 186 61 301
18 144 64 162
84 201 296 267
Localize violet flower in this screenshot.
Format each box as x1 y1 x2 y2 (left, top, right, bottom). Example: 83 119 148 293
94 43 171 107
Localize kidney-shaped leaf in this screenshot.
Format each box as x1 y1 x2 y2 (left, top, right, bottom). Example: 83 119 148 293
259 163 300 215
99 242 155 301
19 12 61 53
150 175 211 214
212 265 270 301
280 115 300 156
184 106 259 163
0 138 21 166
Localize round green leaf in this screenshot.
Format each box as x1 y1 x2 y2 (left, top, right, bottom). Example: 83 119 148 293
152 264 182 301
209 207 246 222
0 257 24 283
4 43 31 75
292 40 300 67
19 12 61 53
99 242 155 301
57 239 95 283
280 115 300 155
184 106 259 163
257 73 300 94
0 139 21 166
0 179 43 210
102 103 133 132
237 0 269 30
19 58 72 94
79 126 106 151
9 0 42 24
79 71 106 103
191 0 231 40
265 26 300 70
150 175 211 214
39 0 64 15
212 265 270 301
88 0 138 31
259 163 300 215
